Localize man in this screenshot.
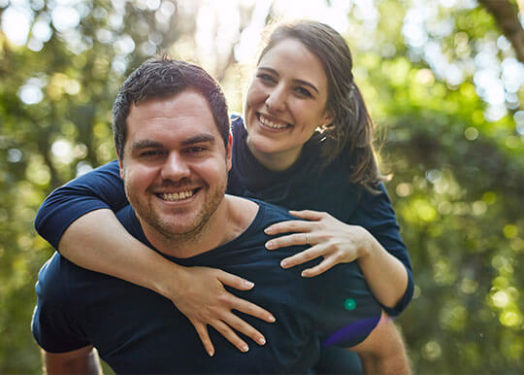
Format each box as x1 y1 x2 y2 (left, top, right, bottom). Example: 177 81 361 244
32 57 409 374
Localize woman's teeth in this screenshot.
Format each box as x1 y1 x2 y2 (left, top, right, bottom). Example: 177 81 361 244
259 115 288 129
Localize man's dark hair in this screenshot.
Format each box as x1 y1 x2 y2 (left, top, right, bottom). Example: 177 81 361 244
113 56 230 158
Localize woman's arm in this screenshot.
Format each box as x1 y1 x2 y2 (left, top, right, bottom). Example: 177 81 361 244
263 183 413 315
265 210 408 309
35 160 127 249
35 161 275 355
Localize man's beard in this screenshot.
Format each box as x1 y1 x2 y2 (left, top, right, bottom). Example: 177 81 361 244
147 186 225 243
127 179 227 245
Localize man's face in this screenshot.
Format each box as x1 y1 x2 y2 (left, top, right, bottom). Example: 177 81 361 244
119 90 232 240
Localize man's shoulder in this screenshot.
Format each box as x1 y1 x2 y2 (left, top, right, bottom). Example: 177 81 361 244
232 195 295 225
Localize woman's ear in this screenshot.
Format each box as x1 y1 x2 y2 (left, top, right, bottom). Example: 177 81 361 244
319 111 335 131
321 110 334 129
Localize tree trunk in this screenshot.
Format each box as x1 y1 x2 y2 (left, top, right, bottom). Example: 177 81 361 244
478 0 524 63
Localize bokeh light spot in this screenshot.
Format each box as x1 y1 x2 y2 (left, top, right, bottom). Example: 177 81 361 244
500 310 523 328
464 127 479 141
422 340 442 361
503 225 518 239
491 290 510 308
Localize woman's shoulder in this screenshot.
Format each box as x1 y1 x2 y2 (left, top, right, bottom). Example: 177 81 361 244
230 113 244 127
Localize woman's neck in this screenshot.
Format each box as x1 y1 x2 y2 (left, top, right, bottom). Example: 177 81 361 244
246 140 302 172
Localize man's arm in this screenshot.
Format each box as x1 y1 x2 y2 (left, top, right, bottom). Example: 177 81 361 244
43 346 102 375
350 311 411 375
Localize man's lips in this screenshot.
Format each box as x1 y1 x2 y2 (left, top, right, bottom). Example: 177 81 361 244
155 188 200 202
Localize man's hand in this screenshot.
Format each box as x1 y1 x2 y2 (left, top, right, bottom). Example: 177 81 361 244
169 266 276 356
43 346 102 375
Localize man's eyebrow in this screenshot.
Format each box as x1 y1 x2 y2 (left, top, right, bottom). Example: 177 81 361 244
257 66 320 94
181 134 216 145
130 140 163 152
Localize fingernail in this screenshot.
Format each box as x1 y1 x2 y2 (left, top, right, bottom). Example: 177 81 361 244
258 337 266 345
241 344 249 352
280 260 288 268
265 241 275 250
208 349 215 357
264 228 273 235
268 315 276 322
244 280 254 288
301 271 308 277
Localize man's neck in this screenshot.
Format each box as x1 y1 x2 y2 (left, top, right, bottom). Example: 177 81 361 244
141 195 259 258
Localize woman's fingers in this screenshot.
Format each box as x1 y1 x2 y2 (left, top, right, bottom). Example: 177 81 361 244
300 257 338 277
228 294 276 324
211 320 250 353
264 220 312 235
280 246 325 268
217 271 275 323
217 271 255 291
288 209 327 220
266 232 312 250
221 309 268 346
192 320 215 357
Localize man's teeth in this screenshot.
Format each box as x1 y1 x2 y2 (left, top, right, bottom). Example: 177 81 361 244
160 191 194 201
260 115 288 129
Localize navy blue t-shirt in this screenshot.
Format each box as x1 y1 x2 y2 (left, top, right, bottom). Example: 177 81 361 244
34 115 413 316
32 200 381 374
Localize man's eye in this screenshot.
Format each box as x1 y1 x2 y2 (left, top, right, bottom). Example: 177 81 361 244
186 146 206 154
140 150 164 157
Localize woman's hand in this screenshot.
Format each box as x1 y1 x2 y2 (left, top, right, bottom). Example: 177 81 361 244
169 266 276 357
264 210 371 277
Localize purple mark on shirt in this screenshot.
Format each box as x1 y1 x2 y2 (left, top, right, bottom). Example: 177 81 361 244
322 315 381 347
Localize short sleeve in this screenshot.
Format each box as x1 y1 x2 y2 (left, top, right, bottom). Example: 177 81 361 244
31 255 90 353
34 160 127 249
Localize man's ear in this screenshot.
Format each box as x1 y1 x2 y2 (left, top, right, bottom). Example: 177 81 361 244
226 132 233 172
117 150 125 180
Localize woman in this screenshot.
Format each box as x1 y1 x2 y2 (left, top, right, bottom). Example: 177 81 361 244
35 21 413 372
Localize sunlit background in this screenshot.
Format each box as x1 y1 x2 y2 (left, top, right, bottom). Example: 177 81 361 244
1 0 523 373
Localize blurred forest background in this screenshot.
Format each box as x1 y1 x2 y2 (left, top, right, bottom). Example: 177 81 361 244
1 0 523 373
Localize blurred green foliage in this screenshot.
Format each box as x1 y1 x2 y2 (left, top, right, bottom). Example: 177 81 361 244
0 0 522 373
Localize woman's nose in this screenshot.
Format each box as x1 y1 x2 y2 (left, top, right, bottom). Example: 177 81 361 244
265 87 286 113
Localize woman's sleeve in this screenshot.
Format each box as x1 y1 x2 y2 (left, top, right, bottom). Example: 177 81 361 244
351 183 414 316
34 160 128 249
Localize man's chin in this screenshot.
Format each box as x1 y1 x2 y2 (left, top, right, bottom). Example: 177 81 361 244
154 216 207 239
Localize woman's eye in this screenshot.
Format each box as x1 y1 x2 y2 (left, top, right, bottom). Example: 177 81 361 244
257 73 276 83
295 87 312 97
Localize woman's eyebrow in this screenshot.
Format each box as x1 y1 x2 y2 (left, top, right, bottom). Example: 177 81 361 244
257 66 319 94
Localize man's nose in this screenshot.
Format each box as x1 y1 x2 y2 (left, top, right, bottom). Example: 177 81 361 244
161 153 190 181
265 86 287 113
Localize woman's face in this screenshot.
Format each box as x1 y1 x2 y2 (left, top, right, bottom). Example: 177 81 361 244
244 38 333 170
